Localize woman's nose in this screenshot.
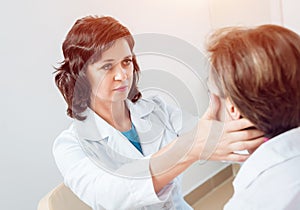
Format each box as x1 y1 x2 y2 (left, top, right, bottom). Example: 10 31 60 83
114 65 127 81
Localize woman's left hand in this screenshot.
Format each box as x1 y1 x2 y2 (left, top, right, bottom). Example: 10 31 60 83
197 94 265 162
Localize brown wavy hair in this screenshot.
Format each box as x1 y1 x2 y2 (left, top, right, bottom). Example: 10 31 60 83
54 16 142 120
207 24 300 138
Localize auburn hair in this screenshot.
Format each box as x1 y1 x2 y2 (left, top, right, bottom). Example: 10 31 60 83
207 24 300 138
54 16 141 120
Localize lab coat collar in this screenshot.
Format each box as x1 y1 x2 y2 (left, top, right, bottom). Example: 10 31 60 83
74 99 156 140
234 127 300 190
126 98 155 118
73 107 113 141
73 99 156 159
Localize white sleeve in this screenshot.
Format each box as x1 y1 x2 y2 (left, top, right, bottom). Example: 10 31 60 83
53 129 173 210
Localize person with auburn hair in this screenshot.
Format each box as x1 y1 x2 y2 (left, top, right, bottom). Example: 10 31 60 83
53 15 264 209
207 24 300 210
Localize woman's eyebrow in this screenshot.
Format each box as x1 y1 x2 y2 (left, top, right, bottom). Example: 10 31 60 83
101 55 132 63
102 58 115 63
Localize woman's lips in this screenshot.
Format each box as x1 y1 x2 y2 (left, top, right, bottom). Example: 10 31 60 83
113 85 128 92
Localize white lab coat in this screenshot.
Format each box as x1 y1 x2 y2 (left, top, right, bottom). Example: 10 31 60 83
53 96 197 210
224 127 300 210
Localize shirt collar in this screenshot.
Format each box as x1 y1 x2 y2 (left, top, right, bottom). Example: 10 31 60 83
233 127 300 189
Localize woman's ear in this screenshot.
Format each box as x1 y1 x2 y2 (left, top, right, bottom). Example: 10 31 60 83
225 98 241 120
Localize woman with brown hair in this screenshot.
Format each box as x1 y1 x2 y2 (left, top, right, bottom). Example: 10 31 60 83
207 24 300 209
53 15 264 209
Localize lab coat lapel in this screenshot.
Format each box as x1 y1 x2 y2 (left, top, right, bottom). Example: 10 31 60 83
74 108 110 141
127 99 165 156
74 98 167 163
105 128 144 159
75 108 144 162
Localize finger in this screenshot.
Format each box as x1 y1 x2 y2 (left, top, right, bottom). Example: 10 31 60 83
230 137 265 152
225 118 258 132
228 129 265 143
223 153 249 163
202 93 220 120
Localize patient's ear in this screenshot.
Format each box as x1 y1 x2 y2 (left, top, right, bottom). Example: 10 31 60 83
225 98 241 120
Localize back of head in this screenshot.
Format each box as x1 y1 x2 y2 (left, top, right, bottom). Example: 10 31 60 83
207 24 300 138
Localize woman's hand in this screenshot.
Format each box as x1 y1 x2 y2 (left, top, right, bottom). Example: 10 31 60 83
195 94 265 162
195 118 264 162
150 94 264 193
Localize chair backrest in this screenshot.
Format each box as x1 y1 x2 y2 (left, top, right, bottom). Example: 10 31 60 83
38 183 92 210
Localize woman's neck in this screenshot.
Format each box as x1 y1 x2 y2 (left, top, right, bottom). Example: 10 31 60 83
91 100 131 132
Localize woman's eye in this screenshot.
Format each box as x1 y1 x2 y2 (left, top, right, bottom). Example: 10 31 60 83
122 58 132 66
101 63 112 70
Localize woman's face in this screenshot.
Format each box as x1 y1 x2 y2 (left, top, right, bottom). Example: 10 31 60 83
86 38 134 104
